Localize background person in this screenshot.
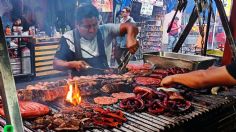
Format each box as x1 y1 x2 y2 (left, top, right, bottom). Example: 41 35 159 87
167 17 180 51
115 6 136 65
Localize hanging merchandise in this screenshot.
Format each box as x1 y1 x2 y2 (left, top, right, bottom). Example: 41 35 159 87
21 47 31 74
92 0 113 12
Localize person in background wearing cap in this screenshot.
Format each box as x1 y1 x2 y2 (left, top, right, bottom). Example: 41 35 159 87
115 6 136 65
167 17 180 52
160 61 236 89
53 4 139 76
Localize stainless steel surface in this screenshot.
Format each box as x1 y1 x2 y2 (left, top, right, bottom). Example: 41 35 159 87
0 17 24 131
143 52 216 70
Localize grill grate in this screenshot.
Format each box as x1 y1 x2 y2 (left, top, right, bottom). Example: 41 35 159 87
0 94 235 132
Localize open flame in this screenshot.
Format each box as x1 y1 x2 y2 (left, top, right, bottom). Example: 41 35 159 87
65 81 81 106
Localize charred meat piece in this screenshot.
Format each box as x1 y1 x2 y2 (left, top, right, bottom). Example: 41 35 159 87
92 107 127 128
0 101 50 118
153 91 169 102
111 92 135 100
166 67 190 75
94 96 118 105
127 69 153 76
119 97 145 112
164 100 192 113
100 82 132 93
126 63 153 70
134 77 161 86
18 86 67 102
148 99 165 115
149 74 166 79
31 113 82 131
94 107 127 122
133 86 155 99
167 91 184 100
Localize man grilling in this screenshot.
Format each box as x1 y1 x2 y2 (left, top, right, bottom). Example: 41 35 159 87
53 4 139 76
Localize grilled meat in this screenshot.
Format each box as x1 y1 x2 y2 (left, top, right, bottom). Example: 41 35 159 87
31 106 127 131
94 96 118 105
18 86 67 102
111 92 135 100
0 101 50 118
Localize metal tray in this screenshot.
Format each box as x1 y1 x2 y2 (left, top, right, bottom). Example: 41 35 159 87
143 52 216 70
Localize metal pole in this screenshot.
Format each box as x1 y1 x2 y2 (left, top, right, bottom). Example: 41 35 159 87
173 7 198 52
211 9 218 49
203 0 213 56
0 17 24 132
214 0 236 61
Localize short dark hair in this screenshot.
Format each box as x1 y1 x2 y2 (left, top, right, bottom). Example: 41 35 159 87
123 6 131 13
75 4 99 23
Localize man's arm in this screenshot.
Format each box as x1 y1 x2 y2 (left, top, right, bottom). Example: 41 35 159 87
53 35 89 72
53 57 89 72
120 23 139 54
161 66 236 89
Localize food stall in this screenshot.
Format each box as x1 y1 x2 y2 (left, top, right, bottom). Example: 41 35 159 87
0 0 236 132
1 43 236 131
31 37 64 77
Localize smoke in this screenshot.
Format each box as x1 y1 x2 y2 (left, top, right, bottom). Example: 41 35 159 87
0 0 13 16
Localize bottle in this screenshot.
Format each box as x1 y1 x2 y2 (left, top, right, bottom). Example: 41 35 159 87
5 25 11 35
64 27 67 34
21 47 31 74
59 28 62 36
50 26 53 37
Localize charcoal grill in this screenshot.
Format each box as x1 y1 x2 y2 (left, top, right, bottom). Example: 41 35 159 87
0 90 236 132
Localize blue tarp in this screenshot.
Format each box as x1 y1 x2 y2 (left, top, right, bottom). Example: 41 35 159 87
166 0 217 14
115 0 132 10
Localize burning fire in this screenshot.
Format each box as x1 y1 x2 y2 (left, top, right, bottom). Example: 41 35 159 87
65 81 81 106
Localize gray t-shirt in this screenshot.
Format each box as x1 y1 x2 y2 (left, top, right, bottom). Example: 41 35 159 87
55 23 120 66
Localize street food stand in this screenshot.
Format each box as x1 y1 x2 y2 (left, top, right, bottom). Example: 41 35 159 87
0 0 236 132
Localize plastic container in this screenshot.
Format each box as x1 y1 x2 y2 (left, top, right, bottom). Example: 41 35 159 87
10 58 21 75
21 47 31 74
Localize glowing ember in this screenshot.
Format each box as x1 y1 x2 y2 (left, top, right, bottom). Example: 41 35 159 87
65 81 81 106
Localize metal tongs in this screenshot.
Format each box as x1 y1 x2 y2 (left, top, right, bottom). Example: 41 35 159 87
85 65 108 72
118 51 132 74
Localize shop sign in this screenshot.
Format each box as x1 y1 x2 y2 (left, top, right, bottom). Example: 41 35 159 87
223 0 232 17
140 2 154 16
137 0 164 7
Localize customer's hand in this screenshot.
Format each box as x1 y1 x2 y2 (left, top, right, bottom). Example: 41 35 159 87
126 38 139 54
69 61 89 71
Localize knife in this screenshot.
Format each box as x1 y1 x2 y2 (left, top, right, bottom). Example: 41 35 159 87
118 51 132 74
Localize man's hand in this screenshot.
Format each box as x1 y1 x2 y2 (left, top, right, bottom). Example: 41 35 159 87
68 61 89 71
120 23 139 54
160 75 176 88
126 38 139 54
